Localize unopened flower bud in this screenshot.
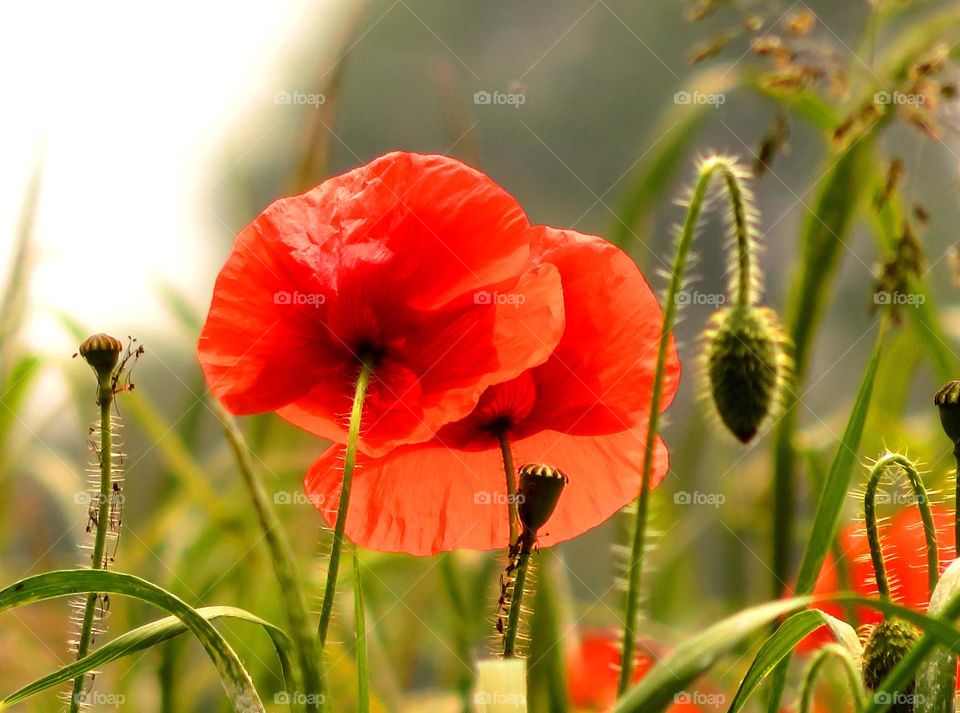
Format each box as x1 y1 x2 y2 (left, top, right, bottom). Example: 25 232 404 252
517 464 568 533
78 333 123 381
860 618 919 712
703 305 790 443
934 380 960 452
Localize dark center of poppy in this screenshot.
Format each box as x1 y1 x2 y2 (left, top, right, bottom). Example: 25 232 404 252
353 339 387 368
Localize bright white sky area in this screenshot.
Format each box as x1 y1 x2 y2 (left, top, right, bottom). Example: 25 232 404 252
0 0 342 354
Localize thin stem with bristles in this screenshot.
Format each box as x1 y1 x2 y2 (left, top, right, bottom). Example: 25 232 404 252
498 432 519 546
69 376 114 712
617 155 755 696
215 402 321 713
502 530 535 658
863 452 939 602
317 361 373 699
955 450 960 560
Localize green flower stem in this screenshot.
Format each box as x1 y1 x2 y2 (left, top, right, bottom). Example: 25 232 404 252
954 451 960 560
618 156 752 696
69 375 115 713
215 402 321 713
317 362 373 695
498 432 519 546
352 546 369 713
503 529 536 658
438 553 472 713
864 453 939 601
799 643 866 713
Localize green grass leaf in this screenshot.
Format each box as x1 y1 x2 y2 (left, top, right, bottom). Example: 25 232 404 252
3 606 294 709
726 609 861 713
0 570 268 713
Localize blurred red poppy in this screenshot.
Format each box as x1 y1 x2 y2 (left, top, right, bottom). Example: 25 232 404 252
802 505 955 650
198 151 565 456
305 226 680 554
567 630 701 712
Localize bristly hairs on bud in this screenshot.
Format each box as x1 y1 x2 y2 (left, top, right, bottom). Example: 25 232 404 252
66 335 141 712
618 153 792 695
859 617 921 712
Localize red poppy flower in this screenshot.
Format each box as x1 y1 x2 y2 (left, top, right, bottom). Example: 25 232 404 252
305 226 680 554
802 505 955 650
567 630 702 712
198 151 566 456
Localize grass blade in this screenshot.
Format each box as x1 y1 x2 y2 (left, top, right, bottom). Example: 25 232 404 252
3 606 294 709
0 569 267 713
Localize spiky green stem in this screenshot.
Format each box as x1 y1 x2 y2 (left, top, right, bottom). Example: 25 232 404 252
863 453 939 601
317 361 373 702
216 403 321 713
503 529 535 658
955 450 960 560
69 375 114 712
498 432 519 546
618 155 754 695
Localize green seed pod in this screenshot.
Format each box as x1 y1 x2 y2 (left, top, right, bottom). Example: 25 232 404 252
517 464 568 533
934 380 960 452
860 618 920 712
703 305 790 443
78 333 123 380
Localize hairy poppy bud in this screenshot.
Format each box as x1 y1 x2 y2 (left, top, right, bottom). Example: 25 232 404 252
860 618 920 712
703 305 790 443
517 464 568 533
78 333 123 381
934 380 960 452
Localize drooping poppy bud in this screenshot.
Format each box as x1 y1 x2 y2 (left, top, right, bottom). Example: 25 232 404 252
517 464 568 534
703 305 791 443
934 380 960 452
860 618 920 712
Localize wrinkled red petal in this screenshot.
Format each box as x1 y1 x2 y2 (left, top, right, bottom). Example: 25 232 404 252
198 152 567 454
523 226 681 437
304 423 668 555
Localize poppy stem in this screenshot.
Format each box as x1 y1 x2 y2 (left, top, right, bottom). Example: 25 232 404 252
955 451 960 560
69 370 115 713
317 361 373 697
498 431 519 546
863 452 939 602
618 156 754 696
799 643 866 713
502 529 535 657
216 402 322 713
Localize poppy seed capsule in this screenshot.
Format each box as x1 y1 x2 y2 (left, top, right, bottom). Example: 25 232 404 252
860 618 920 712
934 380 960 451
517 464 568 533
78 333 123 379
703 305 789 443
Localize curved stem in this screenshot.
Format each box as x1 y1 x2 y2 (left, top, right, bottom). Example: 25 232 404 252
618 156 754 695
799 643 866 713
864 452 939 602
317 362 373 697
954 450 960 560
216 403 321 713
498 432 519 546
69 378 114 712
503 530 535 658
723 170 753 308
